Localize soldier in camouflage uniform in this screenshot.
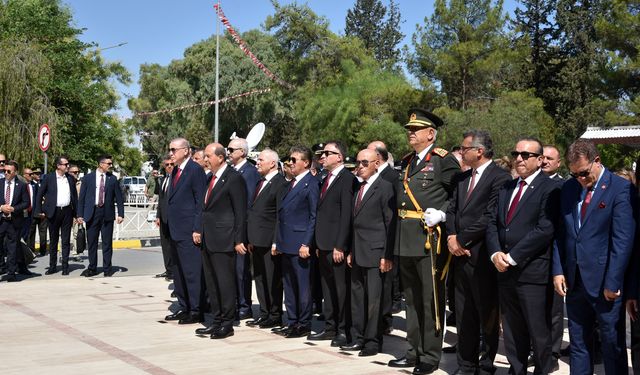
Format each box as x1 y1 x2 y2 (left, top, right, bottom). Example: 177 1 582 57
387 108 460 375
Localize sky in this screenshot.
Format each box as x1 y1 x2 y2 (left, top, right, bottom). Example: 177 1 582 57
63 0 519 118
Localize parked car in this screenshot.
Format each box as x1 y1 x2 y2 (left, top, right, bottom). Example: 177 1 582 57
120 176 147 203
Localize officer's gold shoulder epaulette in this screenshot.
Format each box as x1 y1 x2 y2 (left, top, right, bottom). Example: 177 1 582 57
431 148 448 158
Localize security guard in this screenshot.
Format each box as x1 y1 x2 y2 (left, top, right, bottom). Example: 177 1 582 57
387 108 460 375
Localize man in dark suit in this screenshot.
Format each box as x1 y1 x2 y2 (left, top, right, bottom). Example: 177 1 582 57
486 137 559 375
34 156 78 275
246 149 286 329
446 130 510 375
308 140 355 346
163 138 207 325
0 161 30 281
368 140 402 333
28 168 48 256
77 155 124 277
553 139 635 374
194 143 247 339
155 156 174 280
274 145 320 338
341 148 395 356
20 167 35 242
228 137 260 320
388 109 460 375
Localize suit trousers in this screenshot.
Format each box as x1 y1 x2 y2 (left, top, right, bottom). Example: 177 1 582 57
28 215 48 253
251 246 283 321
400 256 446 366
631 318 640 374
566 271 627 375
454 257 500 374
0 219 19 274
318 249 350 334
382 255 402 330
48 206 73 269
158 220 173 276
350 262 385 350
236 252 253 315
499 281 552 375
202 250 236 329
550 289 565 356
281 253 312 327
170 238 203 313
86 206 115 273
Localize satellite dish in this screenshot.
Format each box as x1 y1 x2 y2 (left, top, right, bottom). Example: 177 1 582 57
246 122 265 151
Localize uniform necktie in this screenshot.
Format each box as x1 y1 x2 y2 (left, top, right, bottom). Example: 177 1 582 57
580 189 593 223
354 181 367 213
465 169 477 202
98 174 105 207
506 180 526 225
172 167 182 188
320 172 332 199
205 175 217 205
253 178 265 202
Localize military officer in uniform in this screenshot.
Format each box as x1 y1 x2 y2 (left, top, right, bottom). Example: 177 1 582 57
388 109 460 375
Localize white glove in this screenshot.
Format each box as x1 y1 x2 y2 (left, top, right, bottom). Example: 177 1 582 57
423 208 446 227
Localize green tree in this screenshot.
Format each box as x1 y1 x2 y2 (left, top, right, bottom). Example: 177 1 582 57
345 0 404 69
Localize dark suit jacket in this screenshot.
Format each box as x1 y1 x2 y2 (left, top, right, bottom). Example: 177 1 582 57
553 168 635 298
201 166 247 252
33 172 78 219
315 167 356 252
446 162 511 265
78 172 124 222
156 176 170 224
378 163 399 193
167 159 207 241
352 177 396 268
0 178 30 228
236 161 261 205
486 171 559 284
276 171 319 255
247 173 287 248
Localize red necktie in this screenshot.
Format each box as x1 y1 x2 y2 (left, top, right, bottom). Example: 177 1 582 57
320 173 332 199
98 174 105 207
354 181 367 213
465 170 477 202
172 167 182 188
580 190 593 223
253 178 265 203
205 175 217 205
506 180 526 225
288 179 295 192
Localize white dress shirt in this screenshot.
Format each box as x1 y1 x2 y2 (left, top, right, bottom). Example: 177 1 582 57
94 171 106 206
56 172 71 207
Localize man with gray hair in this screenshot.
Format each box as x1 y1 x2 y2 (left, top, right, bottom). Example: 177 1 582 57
446 130 511 375
227 137 261 320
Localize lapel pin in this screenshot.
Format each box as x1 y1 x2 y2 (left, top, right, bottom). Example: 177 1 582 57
601 184 606 190
599 201 606 209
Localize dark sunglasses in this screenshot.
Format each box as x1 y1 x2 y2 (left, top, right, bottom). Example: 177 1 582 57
569 162 594 179
101 162 113 166
355 160 376 167
69 171 79 174
3 169 13 174
0 160 5 164
319 150 340 157
169 147 187 153
510 151 540 160
58 163 69 166
164 163 174 167
288 156 305 164
227 147 241 153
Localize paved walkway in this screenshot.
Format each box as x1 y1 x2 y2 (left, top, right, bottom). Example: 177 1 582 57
0 248 623 374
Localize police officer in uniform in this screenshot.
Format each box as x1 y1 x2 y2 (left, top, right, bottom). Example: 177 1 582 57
388 109 460 375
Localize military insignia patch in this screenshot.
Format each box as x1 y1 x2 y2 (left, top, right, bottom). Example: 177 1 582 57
432 148 448 158
410 113 417 121
421 163 434 172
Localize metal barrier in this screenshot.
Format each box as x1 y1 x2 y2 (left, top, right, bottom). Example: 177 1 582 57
114 200 159 240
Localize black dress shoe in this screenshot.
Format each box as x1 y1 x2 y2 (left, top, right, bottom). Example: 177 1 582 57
0 268 6 275
527 351 535 367
170 291 176 298
285 325 310 338
358 347 379 357
330 333 348 347
307 330 336 340
104 270 113 277
18 268 35 275
4 274 17 282
413 362 438 375
383 326 394 335
155 272 168 278
178 312 203 324
165 310 189 321
195 325 219 335
259 318 282 329
272 325 291 335
340 343 364 351
391 301 403 314
165 274 173 281
211 326 234 339
443 344 457 353
80 269 97 277
559 345 570 357
246 317 268 327
61 269 69 276
45 266 58 275
388 357 417 368
550 358 559 372
237 310 253 320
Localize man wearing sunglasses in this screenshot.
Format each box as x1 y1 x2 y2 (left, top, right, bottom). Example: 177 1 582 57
486 137 560 375
0 154 7 179
553 139 635 374
227 138 260 321
388 109 460 375
0 161 30 282
77 155 124 277
274 145 319 338
155 156 175 280
34 156 78 275
28 168 48 256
